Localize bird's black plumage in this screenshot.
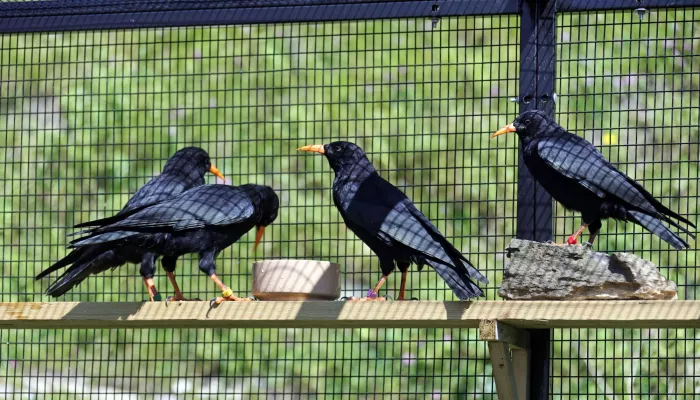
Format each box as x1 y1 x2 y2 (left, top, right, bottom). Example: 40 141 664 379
36 147 224 298
492 110 695 248
68 184 279 299
299 141 487 300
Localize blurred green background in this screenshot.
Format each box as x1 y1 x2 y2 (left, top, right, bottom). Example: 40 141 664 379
1 8 698 399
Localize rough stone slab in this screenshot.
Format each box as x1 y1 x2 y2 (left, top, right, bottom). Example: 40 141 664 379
498 239 677 300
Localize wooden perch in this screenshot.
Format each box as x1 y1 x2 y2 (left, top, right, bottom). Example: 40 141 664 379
0 300 698 329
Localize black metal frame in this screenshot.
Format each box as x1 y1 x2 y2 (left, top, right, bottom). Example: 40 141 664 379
1 0 697 398
0 0 697 33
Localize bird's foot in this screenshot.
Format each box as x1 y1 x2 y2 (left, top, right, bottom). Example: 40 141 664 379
208 295 253 309
345 289 387 302
165 294 201 305
582 241 594 249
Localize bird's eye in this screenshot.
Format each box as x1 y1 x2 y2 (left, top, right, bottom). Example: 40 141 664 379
525 119 532 125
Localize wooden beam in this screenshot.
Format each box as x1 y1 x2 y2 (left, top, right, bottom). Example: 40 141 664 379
481 321 531 400
488 341 520 400
480 320 531 349
0 300 698 329
512 348 530 400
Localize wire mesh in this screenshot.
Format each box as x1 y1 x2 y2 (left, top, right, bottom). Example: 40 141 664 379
553 8 699 398
0 2 698 398
1 13 518 398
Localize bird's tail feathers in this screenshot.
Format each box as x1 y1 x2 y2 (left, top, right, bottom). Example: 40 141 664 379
36 249 83 279
69 231 139 248
457 255 489 285
628 210 690 250
654 212 696 239
424 259 483 300
625 176 696 228
45 249 126 297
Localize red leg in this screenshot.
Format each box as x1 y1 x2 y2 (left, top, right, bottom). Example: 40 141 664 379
142 277 162 302
348 274 389 302
567 223 589 245
210 273 252 305
165 271 200 302
398 270 408 301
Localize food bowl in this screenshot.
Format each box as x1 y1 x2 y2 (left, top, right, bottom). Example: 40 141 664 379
252 259 341 301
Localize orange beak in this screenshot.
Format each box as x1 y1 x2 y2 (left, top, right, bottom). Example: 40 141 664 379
253 226 266 252
491 123 516 139
209 165 226 182
297 144 325 154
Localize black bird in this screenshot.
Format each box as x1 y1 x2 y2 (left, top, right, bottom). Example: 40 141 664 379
67 184 279 304
298 141 487 301
36 147 226 301
492 110 695 248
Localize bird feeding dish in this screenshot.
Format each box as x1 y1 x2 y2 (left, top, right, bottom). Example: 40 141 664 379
252 260 341 301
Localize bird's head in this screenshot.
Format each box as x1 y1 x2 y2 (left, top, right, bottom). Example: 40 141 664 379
297 141 374 176
491 110 553 143
253 186 279 252
162 147 226 183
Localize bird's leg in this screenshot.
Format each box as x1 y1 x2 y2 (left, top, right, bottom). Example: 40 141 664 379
142 278 161 302
398 270 408 301
197 252 252 306
396 262 412 301
209 273 252 305
140 254 161 301
567 223 590 245
164 271 201 303
582 219 602 248
584 231 598 248
161 257 199 303
349 274 388 302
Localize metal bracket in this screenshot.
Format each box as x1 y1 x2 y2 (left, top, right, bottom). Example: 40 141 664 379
480 320 531 400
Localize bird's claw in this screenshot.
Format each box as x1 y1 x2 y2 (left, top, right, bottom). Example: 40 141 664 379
582 241 594 248
209 295 254 308
209 298 219 310
165 295 201 306
346 294 387 302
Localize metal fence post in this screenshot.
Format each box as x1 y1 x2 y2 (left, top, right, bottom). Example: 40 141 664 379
518 0 556 398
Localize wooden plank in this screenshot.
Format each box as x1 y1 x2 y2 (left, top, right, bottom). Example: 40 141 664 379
488 341 519 400
479 320 531 349
512 348 530 400
0 300 698 329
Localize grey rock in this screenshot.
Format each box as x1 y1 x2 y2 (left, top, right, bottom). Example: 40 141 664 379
498 239 677 300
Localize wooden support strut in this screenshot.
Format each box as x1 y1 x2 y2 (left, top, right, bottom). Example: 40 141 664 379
480 320 531 400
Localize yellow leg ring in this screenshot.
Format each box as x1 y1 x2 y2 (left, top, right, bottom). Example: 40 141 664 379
221 288 234 298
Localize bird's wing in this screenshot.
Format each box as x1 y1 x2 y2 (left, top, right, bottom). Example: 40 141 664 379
89 186 254 234
537 135 658 215
342 176 479 273
119 177 188 213
74 177 188 228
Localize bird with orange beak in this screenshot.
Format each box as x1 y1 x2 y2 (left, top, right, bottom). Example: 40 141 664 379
63 184 279 305
299 141 486 301
492 110 694 249
38 147 228 302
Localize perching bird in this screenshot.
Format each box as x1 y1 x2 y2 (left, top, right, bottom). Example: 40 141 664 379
36 147 226 301
67 184 279 304
298 141 487 300
492 110 695 248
